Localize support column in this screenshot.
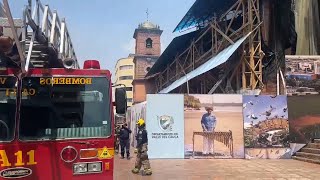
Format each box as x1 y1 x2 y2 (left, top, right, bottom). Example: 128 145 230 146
241 0 264 91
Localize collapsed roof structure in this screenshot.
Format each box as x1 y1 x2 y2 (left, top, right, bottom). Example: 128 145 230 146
145 0 298 95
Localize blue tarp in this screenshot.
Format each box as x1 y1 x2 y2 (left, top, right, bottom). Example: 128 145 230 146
287 74 315 80
159 32 252 93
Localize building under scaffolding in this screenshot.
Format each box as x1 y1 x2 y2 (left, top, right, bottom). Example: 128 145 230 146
145 0 297 95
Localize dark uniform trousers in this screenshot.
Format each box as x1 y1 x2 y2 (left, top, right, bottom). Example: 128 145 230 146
120 139 130 157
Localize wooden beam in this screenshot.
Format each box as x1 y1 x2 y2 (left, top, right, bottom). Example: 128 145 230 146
251 0 261 22
224 2 242 35
243 57 264 86
219 0 241 21
242 55 247 89
217 22 250 52
211 23 235 45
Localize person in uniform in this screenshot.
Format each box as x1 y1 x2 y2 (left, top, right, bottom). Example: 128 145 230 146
131 119 152 176
114 124 121 154
119 123 132 159
201 107 217 155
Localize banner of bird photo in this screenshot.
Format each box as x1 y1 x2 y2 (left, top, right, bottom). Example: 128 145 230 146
243 95 291 159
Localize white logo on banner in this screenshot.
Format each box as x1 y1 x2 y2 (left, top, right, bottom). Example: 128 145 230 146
152 115 178 139
147 94 184 159
158 115 174 132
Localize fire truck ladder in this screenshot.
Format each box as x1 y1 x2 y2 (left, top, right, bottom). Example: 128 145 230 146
0 0 79 72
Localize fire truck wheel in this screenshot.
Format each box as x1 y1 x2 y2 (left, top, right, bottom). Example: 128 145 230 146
115 88 127 114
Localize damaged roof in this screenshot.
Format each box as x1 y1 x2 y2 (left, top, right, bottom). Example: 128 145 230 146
146 30 201 76
173 0 237 32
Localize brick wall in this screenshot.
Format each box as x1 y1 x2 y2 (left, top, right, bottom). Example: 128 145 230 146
135 32 161 55
134 57 156 79
132 79 156 103
133 80 146 103
132 27 162 104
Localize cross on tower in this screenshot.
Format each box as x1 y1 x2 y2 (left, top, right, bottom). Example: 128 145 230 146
146 8 149 21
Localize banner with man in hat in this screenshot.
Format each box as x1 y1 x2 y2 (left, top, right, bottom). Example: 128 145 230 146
201 106 217 155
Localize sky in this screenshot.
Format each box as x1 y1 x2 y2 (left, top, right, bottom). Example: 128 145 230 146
243 95 288 128
10 0 195 77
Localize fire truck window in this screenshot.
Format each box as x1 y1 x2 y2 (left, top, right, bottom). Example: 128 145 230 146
0 76 17 142
19 77 111 140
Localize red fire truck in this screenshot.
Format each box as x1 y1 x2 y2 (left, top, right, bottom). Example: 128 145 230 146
0 1 126 179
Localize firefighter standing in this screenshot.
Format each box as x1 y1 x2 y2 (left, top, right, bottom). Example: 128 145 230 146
131 119 152 175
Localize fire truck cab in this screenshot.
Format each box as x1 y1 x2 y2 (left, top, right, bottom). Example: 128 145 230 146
0 1 126 179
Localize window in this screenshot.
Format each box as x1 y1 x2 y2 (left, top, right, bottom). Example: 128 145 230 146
119 76 133 80
146 38 152 48
0 76 17 142
125 87 133 91
119 65 133 70
146 57 155 63
127 98 133 102
19 77 111 140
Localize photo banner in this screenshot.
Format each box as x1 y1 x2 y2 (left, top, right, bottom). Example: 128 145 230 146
243 95 289 148
146 94 184 159
128 102 147 148
184 94 244 159
243 95 291 159
286 56 320 144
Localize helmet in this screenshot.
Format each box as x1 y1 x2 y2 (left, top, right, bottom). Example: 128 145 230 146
136 119 145 126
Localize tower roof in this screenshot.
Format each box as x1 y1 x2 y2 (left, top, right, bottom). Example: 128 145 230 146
133 21 163 38
138 21 160 30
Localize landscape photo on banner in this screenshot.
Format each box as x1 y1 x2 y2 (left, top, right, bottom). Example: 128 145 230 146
184 94 244 159
286 56 320 144
146 94 184 159
243 95 290 159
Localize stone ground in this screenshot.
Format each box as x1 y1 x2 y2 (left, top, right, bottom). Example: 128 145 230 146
114 154 320 180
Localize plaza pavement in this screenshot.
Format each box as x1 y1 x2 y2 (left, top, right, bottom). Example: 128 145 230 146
114 154 320 180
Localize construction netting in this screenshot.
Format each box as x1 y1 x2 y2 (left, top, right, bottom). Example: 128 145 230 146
262 0 296 85
294 0 320 55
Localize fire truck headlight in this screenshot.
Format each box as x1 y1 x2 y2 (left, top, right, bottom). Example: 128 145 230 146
73 163 88 174
88 162 102 172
